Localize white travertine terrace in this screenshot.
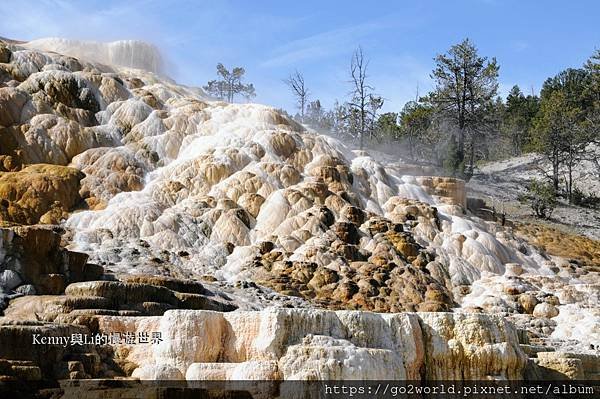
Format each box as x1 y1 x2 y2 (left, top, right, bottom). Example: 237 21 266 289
0 38 597 366
96 308 527 381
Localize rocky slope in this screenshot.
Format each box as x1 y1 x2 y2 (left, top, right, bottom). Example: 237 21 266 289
0 37 598 387
468 152 600 241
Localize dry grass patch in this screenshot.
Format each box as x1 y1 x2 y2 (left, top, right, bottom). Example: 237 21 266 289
515 221 600 267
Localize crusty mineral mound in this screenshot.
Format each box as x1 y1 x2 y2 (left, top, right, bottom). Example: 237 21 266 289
0 307 597 385
0 164 83 224
96 308 527 381
0 37 598 385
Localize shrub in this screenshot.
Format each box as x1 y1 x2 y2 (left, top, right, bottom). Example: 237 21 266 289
520 179 557 219
572 186 600 209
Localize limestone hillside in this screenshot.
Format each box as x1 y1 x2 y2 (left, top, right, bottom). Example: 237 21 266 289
0 38 598 385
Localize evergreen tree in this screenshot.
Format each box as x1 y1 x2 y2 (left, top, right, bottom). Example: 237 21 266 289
583 50 600 179
540 68 591 111
428 38 499 177
533 67 596 201
204 63 256 103
584 49 600 107
531 91 584 200
376 112 401 140
305 100 333 131
398 101 433 160
503 85 539 155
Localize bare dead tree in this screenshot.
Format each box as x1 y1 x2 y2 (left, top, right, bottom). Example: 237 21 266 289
284 70 309 122
349 46 373 150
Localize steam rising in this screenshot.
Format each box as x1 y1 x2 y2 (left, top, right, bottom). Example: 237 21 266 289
24 38 164 74
1 38 595 355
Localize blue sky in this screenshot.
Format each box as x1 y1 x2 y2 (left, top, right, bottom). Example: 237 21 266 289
1 0 599 113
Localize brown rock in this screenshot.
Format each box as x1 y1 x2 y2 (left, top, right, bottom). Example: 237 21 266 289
416 176 466 207
0 225 100 295
417 301 450 312
38 273 66 295
543 294 560 306
0 44 11 63
0 164 84 225
308 268 339 289
333 281 359 301
341 205 366 225
270 132 297 158
385 231 421 260
0 155 21 172
532 303 559 318
0 321 94 379
238 193 265 218
535 352 585 379
332 222 360 245
65 279 237 313
518 293 538 314
123 275 208 295
0 87 27 127
365 217 392 235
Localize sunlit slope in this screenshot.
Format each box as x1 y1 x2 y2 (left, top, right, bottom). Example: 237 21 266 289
0 38 597 354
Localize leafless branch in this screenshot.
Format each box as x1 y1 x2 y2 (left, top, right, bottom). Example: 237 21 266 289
284 70 309 121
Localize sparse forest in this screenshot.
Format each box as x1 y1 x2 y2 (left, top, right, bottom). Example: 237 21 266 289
279 40 600 215
205 40 600 217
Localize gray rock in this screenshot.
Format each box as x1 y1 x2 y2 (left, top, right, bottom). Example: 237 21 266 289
0 269 22 290
15 284 37 296
533 302 559 319
0 293 8 310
